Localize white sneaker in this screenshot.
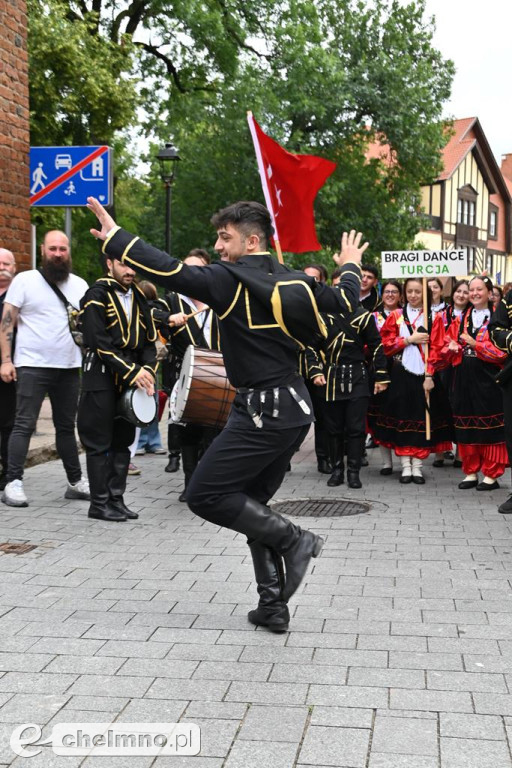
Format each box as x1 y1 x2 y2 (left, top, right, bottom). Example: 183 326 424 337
65 477 90 500
2 480 28 507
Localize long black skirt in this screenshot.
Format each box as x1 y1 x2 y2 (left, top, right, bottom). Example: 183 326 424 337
371 360 454 453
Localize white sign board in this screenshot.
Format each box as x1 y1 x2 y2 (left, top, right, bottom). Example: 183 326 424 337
381 249 468 279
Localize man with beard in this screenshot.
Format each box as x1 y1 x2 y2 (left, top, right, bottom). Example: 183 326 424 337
77 256 157 521
0 249 17 490
0 231 90 507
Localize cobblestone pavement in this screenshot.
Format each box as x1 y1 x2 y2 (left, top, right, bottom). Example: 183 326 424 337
0 430 512 767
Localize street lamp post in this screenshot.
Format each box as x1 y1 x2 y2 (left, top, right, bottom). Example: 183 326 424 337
155 143 181 255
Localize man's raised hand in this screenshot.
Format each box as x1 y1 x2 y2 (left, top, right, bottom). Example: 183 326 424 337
87 197 117 241
333 230 369 266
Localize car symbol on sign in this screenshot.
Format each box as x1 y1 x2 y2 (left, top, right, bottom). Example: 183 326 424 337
55 154 72 170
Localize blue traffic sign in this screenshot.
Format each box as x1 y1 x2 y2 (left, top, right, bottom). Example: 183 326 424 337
29 145 112 207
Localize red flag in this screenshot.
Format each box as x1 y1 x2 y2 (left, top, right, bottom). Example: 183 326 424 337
247 113 336 253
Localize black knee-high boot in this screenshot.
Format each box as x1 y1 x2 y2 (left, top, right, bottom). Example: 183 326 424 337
229 498 323 603
347 436 365 489
87 453 126 522
327 435 344 487
247 541 290 632
108 452 139 519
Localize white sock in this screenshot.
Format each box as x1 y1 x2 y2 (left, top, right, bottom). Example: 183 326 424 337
380 446 392 469
463 474 478 482
482 476 497 485
400 456 412 476
411 457 423 477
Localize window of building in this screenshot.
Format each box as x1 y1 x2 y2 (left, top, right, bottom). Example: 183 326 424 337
457 185 478 228
467 247 477 272
469 201 475 227
489 208 498 239
486 253 493 275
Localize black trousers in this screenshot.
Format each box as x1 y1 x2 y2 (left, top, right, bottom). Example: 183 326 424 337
305 379 329 460
187 423 309 527
0 379 16 475
324 396 369 469
7 367 81 483
77 390 135 456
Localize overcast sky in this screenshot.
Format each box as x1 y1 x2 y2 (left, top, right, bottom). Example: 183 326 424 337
424 0 512 164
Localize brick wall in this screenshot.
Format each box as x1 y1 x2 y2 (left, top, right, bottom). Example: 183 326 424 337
0 0 31 270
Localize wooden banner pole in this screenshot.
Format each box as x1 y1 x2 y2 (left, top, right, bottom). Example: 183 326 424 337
274 239 284 264
422 277 431 440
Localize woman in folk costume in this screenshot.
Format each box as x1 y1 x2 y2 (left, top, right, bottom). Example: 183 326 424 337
368 279 402 475
426 276 507 491
431 279 470 468
375 277 453 484
428 277 447 320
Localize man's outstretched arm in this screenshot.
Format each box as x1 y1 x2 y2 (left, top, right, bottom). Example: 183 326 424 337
87 197 222 310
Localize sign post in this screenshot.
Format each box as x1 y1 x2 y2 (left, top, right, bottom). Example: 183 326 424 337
380 248 469 440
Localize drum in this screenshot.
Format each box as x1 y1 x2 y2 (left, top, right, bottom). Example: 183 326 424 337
117 387 157 427
170 346 235 428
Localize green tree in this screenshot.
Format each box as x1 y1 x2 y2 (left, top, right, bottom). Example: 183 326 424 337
28 0 455 276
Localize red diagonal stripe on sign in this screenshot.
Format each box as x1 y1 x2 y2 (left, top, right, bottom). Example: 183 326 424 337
30 146 108 205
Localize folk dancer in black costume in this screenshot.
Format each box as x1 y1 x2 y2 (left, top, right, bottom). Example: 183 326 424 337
156 250 211 475
88 196 366 632
77 255 157 522
156 254 222 502
300 264 331 475
309 305 389 488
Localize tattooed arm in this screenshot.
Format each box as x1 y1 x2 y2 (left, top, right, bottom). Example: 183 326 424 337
0 302 18 382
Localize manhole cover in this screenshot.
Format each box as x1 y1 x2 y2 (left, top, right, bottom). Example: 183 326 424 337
272 498 370 517
0 542 37 555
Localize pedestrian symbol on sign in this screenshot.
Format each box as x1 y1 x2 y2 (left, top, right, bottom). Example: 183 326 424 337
30 162 47 194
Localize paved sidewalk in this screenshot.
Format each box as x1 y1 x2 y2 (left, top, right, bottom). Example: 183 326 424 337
0 432 512 767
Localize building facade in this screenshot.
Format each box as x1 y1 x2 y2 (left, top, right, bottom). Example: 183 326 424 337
419 118 512 284
0 0 31 269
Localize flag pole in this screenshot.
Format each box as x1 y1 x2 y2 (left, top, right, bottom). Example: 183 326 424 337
247 111 284 263
422 277 431 441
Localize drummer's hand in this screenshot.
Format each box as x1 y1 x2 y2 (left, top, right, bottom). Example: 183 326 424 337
312 375 326 386
169 312 187 327
134 369 155 397
374 382 388 394
87 197 117 240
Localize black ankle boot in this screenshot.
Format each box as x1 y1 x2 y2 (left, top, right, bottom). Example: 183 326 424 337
87 454 126 522
165 454 180 473
327 435 343 486
108 452 138 519
247 541 289 632
317 457 332 475
229 498 323 602
347 469 362 489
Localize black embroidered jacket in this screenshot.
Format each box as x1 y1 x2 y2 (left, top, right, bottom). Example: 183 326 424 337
307 307 390 401
101 227 362 429
80 277 157 391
